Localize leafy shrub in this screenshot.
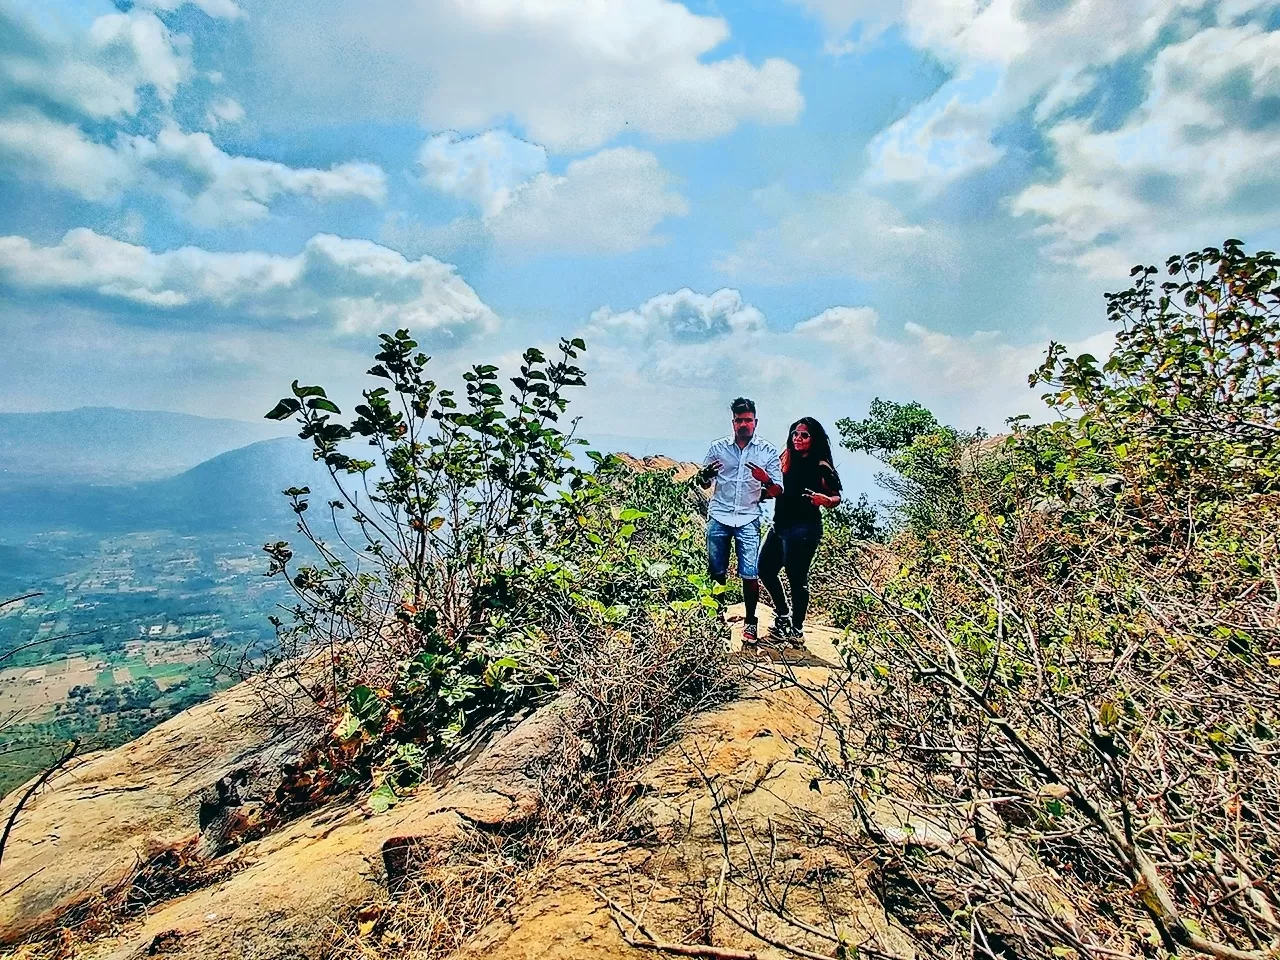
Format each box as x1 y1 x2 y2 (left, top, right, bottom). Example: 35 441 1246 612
814 241 1280 960
1031 239 1280 505
260 332 586 797
259 335 729 808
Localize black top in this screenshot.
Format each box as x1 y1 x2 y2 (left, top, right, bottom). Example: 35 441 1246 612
773 455 842 530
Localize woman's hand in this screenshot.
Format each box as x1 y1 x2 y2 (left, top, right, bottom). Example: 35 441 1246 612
805 490 838 509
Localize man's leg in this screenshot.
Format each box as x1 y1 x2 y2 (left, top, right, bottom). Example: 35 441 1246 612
705 518 731 588
734 520 763 636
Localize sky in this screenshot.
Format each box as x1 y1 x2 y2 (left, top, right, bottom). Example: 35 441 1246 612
2 0 1279 452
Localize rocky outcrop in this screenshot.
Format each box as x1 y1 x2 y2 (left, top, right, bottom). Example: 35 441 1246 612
612 453 709 513
0 677 579 958
0 611 961 960
0 677 312 947
610 453 701 485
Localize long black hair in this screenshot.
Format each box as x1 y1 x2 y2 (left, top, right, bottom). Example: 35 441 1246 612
781 417 839 484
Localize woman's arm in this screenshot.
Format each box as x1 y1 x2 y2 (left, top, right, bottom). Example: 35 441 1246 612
809 461 841 508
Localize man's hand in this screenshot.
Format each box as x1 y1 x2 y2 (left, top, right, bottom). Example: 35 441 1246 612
697 459 722 488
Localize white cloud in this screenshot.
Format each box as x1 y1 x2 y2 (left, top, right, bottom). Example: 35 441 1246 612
792 305 879 342
488 147 688 255
865 73 1006 190
205 97 245 128
244 0 803 151
780 1 1280 278
0 229 497 338
402 141 688 256
0 7 384 224
0 117 386 223
0 111 137 201
577 285 1114 442
0 8 193 121
125 127 387 226
1014 23 1280 276
589 287 766 342
715 187 952 283
796 1 1264 194
852 0 1191 187
418 130 548 217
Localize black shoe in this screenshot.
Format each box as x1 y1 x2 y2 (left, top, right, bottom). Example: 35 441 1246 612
767 615 792 641
742 619 759 645
788 624 806 647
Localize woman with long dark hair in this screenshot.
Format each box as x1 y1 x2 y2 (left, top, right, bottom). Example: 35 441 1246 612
759 417 842 644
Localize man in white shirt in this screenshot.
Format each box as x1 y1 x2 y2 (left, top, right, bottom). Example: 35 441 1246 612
696 397 783 645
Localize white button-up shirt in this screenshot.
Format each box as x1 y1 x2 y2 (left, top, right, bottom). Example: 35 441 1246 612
702 435 783 527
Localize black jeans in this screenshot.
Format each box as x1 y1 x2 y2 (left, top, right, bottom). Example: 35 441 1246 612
758 523 821 629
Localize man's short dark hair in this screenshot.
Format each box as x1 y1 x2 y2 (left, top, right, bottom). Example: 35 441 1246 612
730 397 756 416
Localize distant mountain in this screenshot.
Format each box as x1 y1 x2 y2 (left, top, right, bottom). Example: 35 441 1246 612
0 438 327 539
0 407 287 486
0 428 777 542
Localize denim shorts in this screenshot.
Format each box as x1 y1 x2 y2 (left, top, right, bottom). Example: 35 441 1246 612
706 517 761 579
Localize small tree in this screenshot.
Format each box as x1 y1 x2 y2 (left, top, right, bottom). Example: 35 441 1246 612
1032 239 1280 501
837 397 940 459
838 397 984 536
261 330 586 774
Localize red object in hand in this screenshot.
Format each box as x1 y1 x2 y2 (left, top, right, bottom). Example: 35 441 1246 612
748 462 771 484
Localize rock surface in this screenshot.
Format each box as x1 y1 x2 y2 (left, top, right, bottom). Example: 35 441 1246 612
0 677 311 946
0 678 577 958
0 610 919 960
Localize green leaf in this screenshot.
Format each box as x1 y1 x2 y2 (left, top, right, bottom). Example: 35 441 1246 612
348 684 384 722
265 398 301 420
307 397 342 414
333 709 360 741
618 508 650 522
369 781 399 813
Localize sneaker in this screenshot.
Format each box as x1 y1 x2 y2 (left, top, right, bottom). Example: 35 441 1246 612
767 616 792 642
788 625 806 648
742 619 759 645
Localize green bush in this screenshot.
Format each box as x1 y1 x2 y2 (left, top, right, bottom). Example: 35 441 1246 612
813 241 1280 960
260 334 728 808
1030 239 1280 505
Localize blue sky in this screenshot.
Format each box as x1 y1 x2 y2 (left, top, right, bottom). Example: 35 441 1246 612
2 0 1279 451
